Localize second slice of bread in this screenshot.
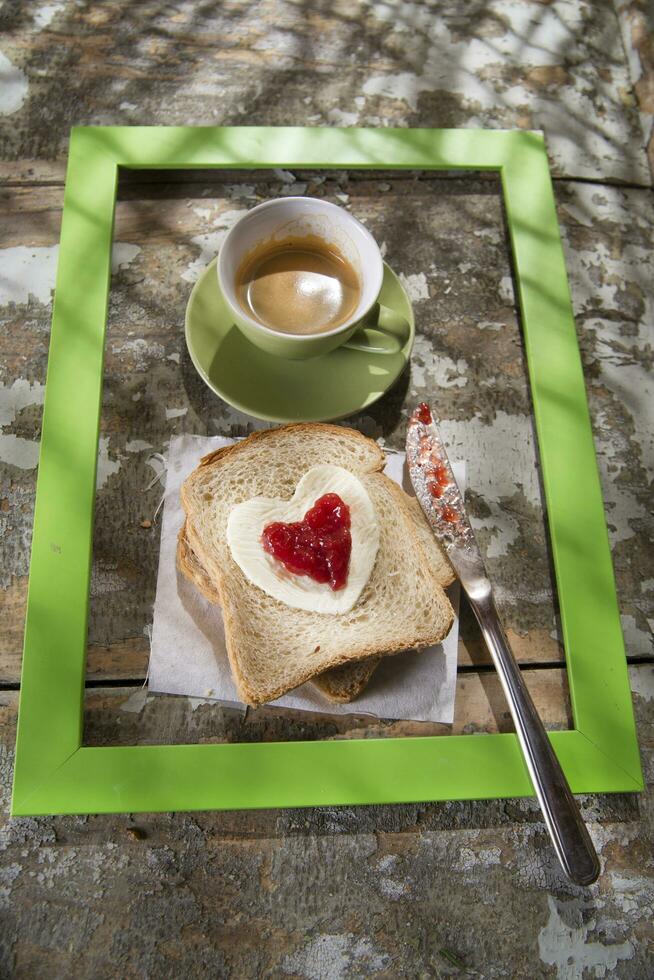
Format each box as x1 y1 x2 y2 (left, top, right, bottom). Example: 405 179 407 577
181 425 454 706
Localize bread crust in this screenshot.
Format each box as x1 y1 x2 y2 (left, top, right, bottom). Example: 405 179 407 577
311 657 381 702
180 425 453 706
177 521 221 604
197 423 386 473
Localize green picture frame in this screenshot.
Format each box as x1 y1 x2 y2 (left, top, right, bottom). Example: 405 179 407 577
12 127 642 816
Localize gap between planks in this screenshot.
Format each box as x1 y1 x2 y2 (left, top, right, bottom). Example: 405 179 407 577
1 161 651 193
0 655 651 694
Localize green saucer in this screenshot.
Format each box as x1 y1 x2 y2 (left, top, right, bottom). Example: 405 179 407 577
184 259 414 423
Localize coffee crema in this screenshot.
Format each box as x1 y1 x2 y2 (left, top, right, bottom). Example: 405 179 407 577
234 235 361 336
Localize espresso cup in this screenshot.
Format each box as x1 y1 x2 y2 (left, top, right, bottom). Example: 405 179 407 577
217 197 408 360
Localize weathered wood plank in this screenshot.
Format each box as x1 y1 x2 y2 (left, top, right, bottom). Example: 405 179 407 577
615 0 654 179
0 666 651 978
1 664 651 808
0 627 567 687
0 0 649 184
0 159 66 185
0 666 571 746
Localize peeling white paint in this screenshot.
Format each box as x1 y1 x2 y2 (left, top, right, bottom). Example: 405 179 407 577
399 271 429 302
327 107 359 126
165 407 187 420
181 209 249 283
538 895 633 978
111 243 141 273
363 0 559 110
471 509 516 559
0 51 28 115
592 407 649 544
0 379 45 426
273 169 296 184
280 182 307 197
282 934 388 980
607 869 653 915
362 70 422 112
125 439 153 453
33 2 65 30
429 356 469 390
437 412 541 559
251 29 301 63
457 845 502 872
0 242 140 307
360 0 648 182
111 338 166 371
629 664 654 702
474 226 502 245
0 245 59 305
0 379 43 481
0 861 22 905
597 353 654 484
621 614 653 658
411 337 468 390
120 689 149 714
119 101 137 111
224 184 257 199
97 436 121 489
167 352 181 364
378 876 407 900
477 320 503 331
376 854 396 873
498 275 515 305
187 697 208 711
376 854 408 899
0 434 40 469
566 237 654 331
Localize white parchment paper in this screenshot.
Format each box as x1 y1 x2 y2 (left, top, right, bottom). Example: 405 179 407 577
148 434 463 723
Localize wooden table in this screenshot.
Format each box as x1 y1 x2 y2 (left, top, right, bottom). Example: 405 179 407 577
1 2 652 976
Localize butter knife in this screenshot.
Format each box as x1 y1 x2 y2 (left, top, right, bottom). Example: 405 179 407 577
406 402 600 886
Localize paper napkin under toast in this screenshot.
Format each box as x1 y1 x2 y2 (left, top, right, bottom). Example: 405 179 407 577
148 434 462 723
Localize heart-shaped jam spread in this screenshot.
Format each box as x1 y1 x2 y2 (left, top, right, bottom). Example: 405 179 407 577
261 493 352 591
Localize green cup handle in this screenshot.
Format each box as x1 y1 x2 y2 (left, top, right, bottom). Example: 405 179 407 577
341 302 409 355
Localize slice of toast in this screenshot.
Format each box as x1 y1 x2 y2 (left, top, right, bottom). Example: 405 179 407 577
181 424 454 706
177 430 454 703
178 516 451 704
177 490 454 703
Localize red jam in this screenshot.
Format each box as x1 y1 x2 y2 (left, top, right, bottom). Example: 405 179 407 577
416 402 432 425
261 493 352 591
427 460 449 498
441 505 458 523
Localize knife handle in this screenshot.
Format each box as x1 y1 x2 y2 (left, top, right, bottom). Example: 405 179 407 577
469 589 600 886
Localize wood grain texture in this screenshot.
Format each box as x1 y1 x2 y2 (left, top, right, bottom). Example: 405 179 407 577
0 0 650 184
1 3 653 970
0 668 571 746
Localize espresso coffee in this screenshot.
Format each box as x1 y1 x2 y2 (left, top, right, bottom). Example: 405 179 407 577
235 235 360 335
